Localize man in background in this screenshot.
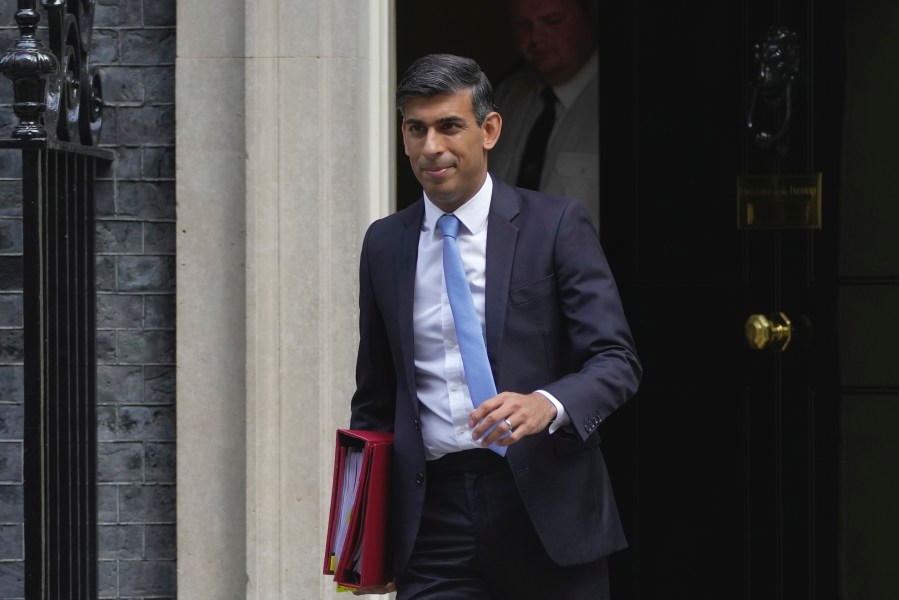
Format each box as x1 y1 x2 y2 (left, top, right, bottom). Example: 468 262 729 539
490 0 600 227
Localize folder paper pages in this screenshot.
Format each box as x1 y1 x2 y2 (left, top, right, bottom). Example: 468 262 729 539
323 429 394 591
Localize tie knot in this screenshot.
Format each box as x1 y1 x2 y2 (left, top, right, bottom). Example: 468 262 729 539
437 214 460 239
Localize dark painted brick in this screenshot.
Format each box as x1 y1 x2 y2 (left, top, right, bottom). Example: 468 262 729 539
0 484 22 522
121 29 176 65
0 111 15 140
144 222 174 253
97 103 118 147
0 218 22 254
120 484 175 522
144 67 175 104
0 330 23 363
98 484 118 524
145 524 175 559
110 147 142 180
97 220 143 253
0 147 20 176
91 28 120 64
0 293 21 327
118 106 174 146
0 366 22 404
96 255 117 291
0 181 21 214
145 295 174 330
145 442 174 483
117 406 175 441
118 330 174 364
0 524 22 559
97 157 115 181
98 558 118 597
144 367 174 404
98 406 117 441
94 0 143 27
118 256 174 292
97 294 143 329
97 365 143 404
99 524 143 559
0 405 22 440
100 67 145 107
0 561 23 598
95 180 116 217
98 442 143 482
0 442 22 482
111 153 142 185
96 330 117 363
0 256 22 291
144 0 176 26
119 559 176 596
116 181 175 219
142 146 175 179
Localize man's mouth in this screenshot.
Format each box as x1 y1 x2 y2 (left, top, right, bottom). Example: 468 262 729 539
423 165 452 177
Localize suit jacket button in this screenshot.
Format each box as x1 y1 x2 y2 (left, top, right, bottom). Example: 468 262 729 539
416 472 424 485
413 419 420 430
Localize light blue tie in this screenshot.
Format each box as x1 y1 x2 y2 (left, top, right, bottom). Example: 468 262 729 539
437 214 505 456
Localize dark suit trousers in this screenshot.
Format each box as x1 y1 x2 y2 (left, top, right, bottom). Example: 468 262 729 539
396 450 610 600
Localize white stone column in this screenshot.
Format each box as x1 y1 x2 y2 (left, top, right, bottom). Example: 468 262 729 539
177 0 393 598
176 0 248 597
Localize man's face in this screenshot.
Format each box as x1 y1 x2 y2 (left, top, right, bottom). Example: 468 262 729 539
507 0 596 85
402 91 502 213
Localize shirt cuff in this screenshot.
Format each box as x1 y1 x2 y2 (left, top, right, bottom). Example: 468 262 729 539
534 390 570 434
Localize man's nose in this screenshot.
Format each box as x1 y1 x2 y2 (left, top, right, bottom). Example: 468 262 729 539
422 129 443 155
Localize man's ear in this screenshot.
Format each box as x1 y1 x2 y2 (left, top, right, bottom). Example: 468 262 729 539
482 112 502 150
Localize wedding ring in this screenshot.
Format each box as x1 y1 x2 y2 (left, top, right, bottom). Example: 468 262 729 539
503 418 514 433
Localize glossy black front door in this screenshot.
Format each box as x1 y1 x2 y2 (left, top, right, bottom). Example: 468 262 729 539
599 1 843 597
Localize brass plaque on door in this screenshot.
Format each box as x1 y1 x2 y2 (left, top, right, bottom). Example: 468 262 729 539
737 173 822 229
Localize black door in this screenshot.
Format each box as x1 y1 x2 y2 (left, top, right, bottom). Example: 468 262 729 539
599 0 843 597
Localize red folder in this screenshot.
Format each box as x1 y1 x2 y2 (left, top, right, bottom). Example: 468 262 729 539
323 429 394 590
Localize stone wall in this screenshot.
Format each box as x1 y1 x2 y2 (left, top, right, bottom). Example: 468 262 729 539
0 0 177 598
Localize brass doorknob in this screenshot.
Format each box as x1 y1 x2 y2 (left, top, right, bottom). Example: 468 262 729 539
745 312 792 351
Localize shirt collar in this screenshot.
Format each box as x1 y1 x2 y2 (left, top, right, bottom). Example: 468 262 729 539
552 49 598 110
422 174 493 236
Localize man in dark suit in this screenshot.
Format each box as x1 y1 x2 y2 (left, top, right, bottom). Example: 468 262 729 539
350 54 641 599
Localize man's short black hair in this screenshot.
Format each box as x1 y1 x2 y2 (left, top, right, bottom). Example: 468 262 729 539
396 54 496 126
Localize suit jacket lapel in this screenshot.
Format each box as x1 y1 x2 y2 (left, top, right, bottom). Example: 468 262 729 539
485 179 520 372
398 199 424 413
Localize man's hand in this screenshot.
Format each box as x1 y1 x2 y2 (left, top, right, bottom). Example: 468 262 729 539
352 581 396 596
468 392 557 447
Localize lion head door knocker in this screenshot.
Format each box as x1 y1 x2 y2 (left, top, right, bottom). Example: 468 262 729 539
746 26 799 156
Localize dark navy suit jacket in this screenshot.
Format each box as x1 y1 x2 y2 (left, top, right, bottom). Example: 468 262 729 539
350 176 642 576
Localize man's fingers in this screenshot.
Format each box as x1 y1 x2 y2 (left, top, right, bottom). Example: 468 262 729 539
470 392 556 446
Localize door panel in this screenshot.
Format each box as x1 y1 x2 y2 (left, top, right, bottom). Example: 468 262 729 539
600 0 842 597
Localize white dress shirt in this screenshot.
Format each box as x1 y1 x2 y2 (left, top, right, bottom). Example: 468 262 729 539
414 175 568 460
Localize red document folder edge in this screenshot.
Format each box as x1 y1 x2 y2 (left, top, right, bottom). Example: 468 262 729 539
323 429 394 590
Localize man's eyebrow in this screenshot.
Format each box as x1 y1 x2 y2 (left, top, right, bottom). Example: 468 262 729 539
404 115 467 126
436 115 465 123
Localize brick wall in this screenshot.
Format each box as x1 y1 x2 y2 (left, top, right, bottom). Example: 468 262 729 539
0 1 177 598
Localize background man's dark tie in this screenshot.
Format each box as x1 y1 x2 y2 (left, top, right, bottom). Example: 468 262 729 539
516 87 557 190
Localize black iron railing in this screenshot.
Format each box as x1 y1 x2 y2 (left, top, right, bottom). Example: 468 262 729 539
1 1 112 598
